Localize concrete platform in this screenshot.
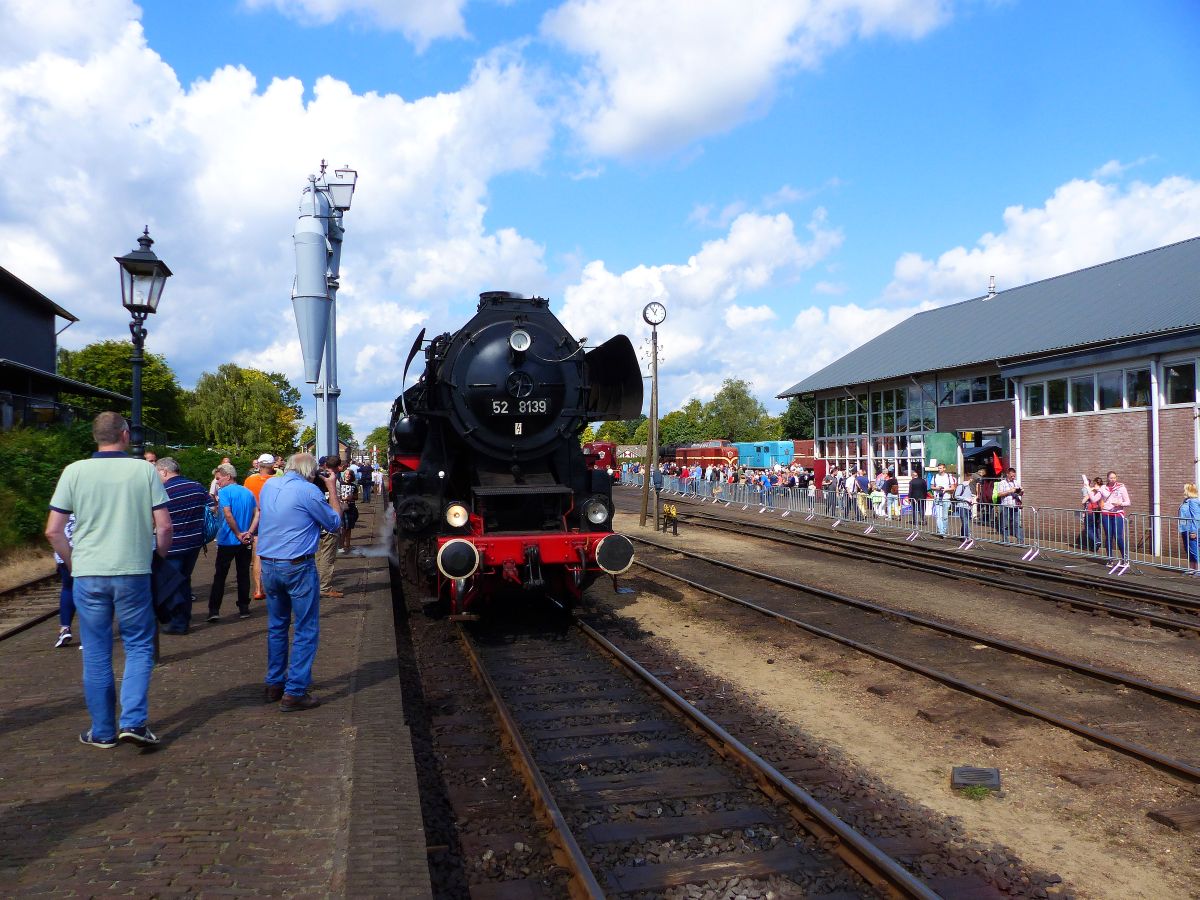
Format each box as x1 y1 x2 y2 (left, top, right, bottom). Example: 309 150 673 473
0 502 431 898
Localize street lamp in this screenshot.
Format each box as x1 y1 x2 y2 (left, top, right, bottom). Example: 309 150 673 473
116 227 172 456
638 300 667 528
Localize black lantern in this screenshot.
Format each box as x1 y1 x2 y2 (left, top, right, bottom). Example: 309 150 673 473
116 227 171 456
116 227 172 316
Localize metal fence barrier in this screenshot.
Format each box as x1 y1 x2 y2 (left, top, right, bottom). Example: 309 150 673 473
622 472 1199 576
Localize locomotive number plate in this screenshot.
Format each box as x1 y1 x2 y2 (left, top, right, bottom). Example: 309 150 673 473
491 399 549 415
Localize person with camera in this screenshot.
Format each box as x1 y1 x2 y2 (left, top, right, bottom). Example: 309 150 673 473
314 455 345 598
930 462 956 537
996 466 1024 544
256 453 342 710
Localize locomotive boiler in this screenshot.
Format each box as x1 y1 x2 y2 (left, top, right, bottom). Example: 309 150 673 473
388 291 643 615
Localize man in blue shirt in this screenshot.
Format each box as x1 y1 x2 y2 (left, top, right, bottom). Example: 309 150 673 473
256 452 342 710
156 457 210 635
208 463 260 622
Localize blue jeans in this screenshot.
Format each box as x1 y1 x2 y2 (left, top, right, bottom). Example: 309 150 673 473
1001 506 1024 543
956 505 972 538
73 574 156 739
933 499 951 535
361 481 371 503
57 562 75 628
262 558 321 697
163 549 200 632
1103 515 1127 560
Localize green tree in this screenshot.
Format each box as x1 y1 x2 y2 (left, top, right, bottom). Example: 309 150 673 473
579 425 596 445
595 420 631 443
57 341 189 438
188 364 304 451
778 396 815 440
659 399 707 445
364 425 391 453
704 378 772 442
631 420 649 444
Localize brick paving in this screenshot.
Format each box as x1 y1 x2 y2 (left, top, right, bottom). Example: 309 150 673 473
0 503 432 897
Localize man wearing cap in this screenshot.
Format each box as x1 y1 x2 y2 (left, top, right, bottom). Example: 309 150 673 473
244 453 277 601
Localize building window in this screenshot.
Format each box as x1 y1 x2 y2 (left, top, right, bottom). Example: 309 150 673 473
1126 368 1151 408
1047 378 1068 415
1070 375 1095 413
1166 361 1196 405
938 373 1009 406
1097 370 1122 410
1024 383 1045 416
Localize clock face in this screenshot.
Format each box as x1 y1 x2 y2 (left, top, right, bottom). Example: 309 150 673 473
643 301 666 325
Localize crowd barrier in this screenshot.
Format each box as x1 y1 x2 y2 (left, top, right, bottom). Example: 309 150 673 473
622 473 1199 576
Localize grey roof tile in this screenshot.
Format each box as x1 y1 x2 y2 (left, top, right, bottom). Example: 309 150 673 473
779 236 1200 396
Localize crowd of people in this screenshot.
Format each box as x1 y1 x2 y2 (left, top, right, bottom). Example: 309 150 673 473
629 457 1177 565
45 411 383 749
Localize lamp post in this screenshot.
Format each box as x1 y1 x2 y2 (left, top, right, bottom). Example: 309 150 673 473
638 300 667 527
116 227 172 457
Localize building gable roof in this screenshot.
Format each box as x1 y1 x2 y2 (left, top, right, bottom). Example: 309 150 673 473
0 266 77 322
779 236 1200 397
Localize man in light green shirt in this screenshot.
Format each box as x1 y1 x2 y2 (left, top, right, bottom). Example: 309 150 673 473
45 412 173 750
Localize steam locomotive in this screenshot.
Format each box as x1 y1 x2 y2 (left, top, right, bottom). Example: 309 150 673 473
387 291 643 615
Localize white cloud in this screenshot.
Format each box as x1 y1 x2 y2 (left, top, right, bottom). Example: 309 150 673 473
542 0 952 156
243 0 468 50
557 208 842 411
0 2 553 440
883 175 1200 305
1091 156 1155 180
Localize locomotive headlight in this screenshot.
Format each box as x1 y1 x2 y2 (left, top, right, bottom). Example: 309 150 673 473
445 502 470 528
509 329 532 352
582 496 611 526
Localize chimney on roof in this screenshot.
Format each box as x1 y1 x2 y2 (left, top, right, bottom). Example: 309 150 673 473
986 275 996 299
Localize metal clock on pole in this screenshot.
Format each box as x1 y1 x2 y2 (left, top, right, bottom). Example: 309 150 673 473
638 300 666 527
642 301 666 326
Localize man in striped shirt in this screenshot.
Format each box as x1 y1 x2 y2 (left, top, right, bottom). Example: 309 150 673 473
156 457 210 634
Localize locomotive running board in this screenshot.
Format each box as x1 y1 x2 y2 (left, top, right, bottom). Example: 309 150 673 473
448 613 481 622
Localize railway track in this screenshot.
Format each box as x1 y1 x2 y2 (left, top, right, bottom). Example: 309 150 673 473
457 619 943 898
0 573 60 642
623 490 1200 633
627 534 1200 786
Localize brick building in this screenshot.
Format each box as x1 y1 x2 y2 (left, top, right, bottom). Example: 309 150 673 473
779 237 1200 550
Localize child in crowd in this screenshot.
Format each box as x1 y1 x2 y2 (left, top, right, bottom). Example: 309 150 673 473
53 513 78 648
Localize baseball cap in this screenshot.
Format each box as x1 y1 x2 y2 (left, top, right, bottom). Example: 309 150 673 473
256 453 275 465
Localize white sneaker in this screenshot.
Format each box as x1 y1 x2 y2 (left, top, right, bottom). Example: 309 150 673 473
55 627 72 648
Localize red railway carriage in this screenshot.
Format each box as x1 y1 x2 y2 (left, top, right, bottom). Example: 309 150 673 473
676 441 738 470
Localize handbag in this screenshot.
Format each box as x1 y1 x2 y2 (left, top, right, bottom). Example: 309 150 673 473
203 503 221 545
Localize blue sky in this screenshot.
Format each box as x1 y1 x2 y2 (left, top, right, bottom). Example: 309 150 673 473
1 0 1198 442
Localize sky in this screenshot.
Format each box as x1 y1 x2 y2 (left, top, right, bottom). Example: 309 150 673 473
1 0 1199 444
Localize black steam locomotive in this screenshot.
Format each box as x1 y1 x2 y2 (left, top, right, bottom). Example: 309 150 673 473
388 291 643 615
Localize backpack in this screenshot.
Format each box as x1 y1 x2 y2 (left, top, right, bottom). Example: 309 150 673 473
203 503 221 545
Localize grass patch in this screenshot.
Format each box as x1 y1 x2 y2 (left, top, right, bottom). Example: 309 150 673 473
957 785 992 801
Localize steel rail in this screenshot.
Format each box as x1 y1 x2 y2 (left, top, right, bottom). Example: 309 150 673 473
673 505 1200 633
575 620 943 900
628 543 1200 785
632 534 1200 708
672 496 1200 612
456 626 606 900
0 574 61 643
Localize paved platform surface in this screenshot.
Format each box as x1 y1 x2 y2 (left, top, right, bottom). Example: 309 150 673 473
0 502 432 898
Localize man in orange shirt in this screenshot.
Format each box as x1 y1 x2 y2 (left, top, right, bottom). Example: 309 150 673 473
243 453 276 600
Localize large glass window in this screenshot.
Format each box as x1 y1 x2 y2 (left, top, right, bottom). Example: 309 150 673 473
1097 371 1122 410
1126 369 1151 407
1166 362 1196 405
1024 383 1045 416
1047 378 1068 415
1070 375 1094 413
988 374 1005 398
970 376 988 403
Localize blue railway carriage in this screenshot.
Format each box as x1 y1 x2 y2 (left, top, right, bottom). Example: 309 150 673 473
733 441 795 470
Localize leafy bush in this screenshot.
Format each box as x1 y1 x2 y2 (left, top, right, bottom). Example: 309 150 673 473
0 424 95 553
